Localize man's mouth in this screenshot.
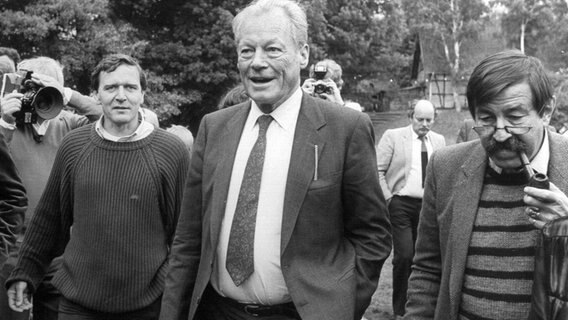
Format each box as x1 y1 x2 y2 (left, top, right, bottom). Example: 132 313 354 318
250 76 273 84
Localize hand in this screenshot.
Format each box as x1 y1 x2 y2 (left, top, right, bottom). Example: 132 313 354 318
301 78 317 95
7 281 33 312
1 92 24 124
30 73 65 96
314 79 344 105
524 182 568 229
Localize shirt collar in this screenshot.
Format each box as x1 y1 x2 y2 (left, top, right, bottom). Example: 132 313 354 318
488 127 550 174
95 109 154 142
248 87 302 132
409 125 429 141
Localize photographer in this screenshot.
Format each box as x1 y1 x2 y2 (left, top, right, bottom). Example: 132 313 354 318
0 56 101 320
301 58 362 111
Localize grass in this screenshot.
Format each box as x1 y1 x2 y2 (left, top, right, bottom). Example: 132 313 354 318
363 109 472 320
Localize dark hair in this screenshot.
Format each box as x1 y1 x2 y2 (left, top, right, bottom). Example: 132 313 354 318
467 50 553 119
0 47 21 68
90 54 147 91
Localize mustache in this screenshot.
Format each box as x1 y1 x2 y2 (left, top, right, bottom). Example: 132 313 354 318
485 136 528 156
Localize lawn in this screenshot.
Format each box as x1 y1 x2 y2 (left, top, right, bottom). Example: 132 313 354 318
363 109 472 320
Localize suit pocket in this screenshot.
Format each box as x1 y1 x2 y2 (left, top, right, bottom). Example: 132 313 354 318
308 171 342 191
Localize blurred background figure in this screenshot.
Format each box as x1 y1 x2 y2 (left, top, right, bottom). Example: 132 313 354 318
302 58 362 112
456 118 477 143
217 83 249 110
166 124 193 156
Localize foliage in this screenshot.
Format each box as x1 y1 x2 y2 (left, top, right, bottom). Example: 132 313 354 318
402 0 488 111
0 0 133 93
305 0 413 90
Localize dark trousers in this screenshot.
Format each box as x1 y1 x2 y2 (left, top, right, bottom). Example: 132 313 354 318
58 296 161 320
195 285 301 320
0 243 61 320
389 195 422 316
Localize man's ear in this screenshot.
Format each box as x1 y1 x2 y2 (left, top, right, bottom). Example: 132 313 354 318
541 96 556 126
299 44 309 69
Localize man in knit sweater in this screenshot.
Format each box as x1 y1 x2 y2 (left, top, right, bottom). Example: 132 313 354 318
0 56 102 320
404 50 568 320
6 54 189 320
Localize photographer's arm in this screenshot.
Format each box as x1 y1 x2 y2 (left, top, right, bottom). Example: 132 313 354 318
65 89 102 122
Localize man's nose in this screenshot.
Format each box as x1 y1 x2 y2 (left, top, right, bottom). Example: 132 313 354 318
492 119 512 142
251 51 268 69
115 86 126 101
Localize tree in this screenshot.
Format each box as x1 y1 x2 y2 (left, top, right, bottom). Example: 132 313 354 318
492 0 557 54
0 0 134 93
108 0 248 132
402 0 488 111
305 0 412 90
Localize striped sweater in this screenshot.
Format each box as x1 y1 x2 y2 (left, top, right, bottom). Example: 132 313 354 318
7 124 189 313
459 167 538 320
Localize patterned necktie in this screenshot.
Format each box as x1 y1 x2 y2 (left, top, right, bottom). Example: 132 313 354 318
420 136 428 187
226 114 273 286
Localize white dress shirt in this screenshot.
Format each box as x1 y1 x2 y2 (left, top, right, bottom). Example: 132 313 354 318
95 109 154 142
398 127 433 199
212 88 303 304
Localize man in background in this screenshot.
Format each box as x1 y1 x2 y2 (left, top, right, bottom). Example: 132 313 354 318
376 99 445 319
160 0 392 319
301 58 362 111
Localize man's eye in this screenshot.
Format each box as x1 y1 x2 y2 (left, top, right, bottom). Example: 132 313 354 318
267 47 282 57
240 48 253 58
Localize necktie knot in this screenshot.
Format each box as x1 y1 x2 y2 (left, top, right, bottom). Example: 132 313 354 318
258 115 273 134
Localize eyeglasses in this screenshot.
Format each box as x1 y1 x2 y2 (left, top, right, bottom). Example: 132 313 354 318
472 125 533 136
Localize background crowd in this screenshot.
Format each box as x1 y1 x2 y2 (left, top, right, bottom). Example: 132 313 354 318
2 0 568 320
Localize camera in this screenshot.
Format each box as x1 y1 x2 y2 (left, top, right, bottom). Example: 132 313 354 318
1 70 64 125
313 64 333 95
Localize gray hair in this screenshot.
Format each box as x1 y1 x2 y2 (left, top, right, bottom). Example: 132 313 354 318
232 0 308 48
18 57 64 85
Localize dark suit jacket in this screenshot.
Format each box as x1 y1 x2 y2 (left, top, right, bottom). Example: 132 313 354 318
0 130 26 266
160 93 392 320
404 133 568 320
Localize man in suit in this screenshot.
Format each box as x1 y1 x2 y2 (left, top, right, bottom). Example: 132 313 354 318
375 99 445 319
160 0 392 319
404 50 568 320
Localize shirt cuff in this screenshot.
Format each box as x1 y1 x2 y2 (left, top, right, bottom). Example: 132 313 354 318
0 117 16 130
63 87 73 106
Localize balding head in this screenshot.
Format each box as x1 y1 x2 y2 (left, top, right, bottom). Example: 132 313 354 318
409 99 436 137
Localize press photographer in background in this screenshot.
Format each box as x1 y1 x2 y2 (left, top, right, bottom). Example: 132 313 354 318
301 58 363 112
0 56 101 320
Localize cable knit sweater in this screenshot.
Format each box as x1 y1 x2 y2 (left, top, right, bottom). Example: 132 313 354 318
7 124 189 313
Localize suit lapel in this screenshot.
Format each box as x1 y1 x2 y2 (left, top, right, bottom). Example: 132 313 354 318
448 143 487 318
209 103 251 251
548 133 568 191
404 126 413 178
281 94 326 253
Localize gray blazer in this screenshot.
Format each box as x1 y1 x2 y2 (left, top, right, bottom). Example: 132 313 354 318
404 133 568 320
376 125 446 201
